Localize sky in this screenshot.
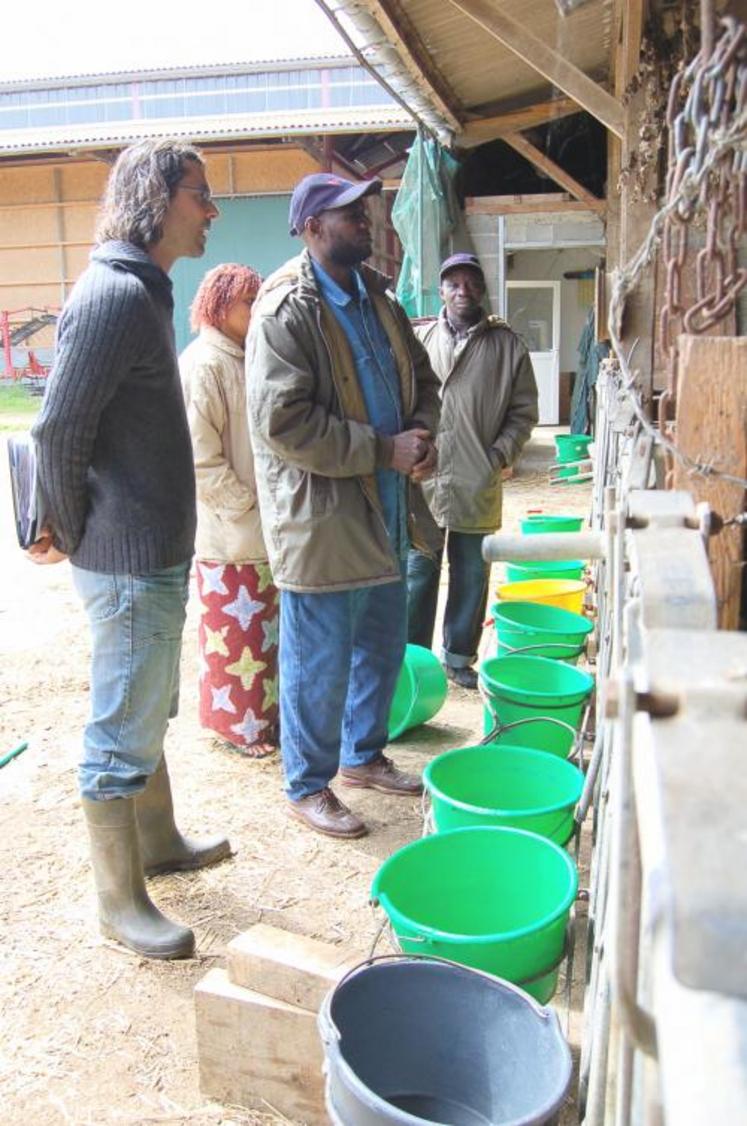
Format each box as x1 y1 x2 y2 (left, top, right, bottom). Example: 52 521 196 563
2 0 346 81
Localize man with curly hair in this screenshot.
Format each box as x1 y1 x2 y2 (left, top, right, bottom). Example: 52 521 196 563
29 140 230 960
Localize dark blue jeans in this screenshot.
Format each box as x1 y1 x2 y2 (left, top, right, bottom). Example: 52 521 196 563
279 576 407 801
407 532 490 668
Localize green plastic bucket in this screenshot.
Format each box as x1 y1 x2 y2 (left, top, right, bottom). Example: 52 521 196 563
505 558 585 583
479 654 594 758
521 513 584 535
388 644 448 740
424 744 584 845
554 434 593 463
371 826 578 1003
491 600 593 664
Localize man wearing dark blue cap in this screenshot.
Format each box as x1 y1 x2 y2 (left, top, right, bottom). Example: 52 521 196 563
246 172 441 839
408 252 538 689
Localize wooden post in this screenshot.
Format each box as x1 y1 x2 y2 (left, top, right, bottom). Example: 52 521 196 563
673 335 747 629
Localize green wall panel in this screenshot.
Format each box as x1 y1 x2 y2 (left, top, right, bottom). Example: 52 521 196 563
171 194 297 353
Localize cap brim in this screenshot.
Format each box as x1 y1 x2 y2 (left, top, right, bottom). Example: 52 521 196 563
325 178 383 212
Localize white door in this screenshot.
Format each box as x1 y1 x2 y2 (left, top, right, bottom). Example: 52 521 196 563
505 281 560 425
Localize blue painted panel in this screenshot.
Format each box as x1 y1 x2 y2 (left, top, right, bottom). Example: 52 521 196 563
171 195 298 353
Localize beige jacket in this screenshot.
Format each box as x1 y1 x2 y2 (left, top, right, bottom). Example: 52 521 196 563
246 251 441 593
179 326 267 563
415 310 538 532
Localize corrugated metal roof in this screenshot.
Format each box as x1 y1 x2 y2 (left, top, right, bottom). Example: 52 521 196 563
0 105 413 155
0 56 357 93
397 0 613 114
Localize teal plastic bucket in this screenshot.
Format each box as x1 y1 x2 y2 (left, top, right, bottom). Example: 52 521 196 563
479 654 594 758
505 558 585 583
371 827 578 1003
424 743 584 845
521 513 584 535
491 600 593 664
555 434 593 463
388 644 448 740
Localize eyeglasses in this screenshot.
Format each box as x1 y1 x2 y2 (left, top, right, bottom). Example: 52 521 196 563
178 185 215 208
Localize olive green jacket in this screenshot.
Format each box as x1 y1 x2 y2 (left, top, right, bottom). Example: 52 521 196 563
246 251 441 592
415 310 538 533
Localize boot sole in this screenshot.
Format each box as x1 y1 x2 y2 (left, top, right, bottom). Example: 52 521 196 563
100 923 195 960
339 777 423 797
286 804 368 839
144 842 233 877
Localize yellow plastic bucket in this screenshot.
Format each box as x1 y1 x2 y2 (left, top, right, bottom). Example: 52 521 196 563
496 579 586 615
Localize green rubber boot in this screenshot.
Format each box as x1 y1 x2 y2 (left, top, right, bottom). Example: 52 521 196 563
82 796 195 959
135 757 232 877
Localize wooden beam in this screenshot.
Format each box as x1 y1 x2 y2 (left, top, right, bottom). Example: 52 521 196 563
465 193 599 215
502 132 605 212
459 95 580 147
359 0 463 132
445 0 624 138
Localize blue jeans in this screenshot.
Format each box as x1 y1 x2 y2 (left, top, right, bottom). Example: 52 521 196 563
407 532 490 668
72 562 190 801
279 577 407 801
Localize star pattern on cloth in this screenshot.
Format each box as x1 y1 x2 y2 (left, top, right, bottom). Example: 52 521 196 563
262 676 278 712
225 648 267 690
230 709 269 745
261 617 279 652
199 563 228 596
255 563 274 593
223 585 265 631
204 624 230 658
211 684 237 714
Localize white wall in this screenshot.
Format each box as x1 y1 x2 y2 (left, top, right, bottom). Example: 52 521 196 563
507 247 602 371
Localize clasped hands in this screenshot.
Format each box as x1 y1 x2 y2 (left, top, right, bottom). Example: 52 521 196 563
390 428 437 482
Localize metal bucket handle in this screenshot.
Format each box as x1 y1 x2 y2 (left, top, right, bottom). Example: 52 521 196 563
497 640 586 657
321 950 555 1048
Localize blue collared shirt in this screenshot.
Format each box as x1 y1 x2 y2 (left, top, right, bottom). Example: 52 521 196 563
311 258 408 556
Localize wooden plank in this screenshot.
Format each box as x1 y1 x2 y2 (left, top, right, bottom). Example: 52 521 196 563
227 924 360 1010
465 194 597 215
362 0 463 131
459 96 579 147
673 334 747 630
445 0 624 137
502 132 605 212
195 967 327 1125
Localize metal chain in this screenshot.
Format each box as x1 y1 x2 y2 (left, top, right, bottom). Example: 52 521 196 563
608 15 747 492
659 16 747 464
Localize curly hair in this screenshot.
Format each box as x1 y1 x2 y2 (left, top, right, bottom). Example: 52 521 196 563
190 263 263 331
96 139 204 248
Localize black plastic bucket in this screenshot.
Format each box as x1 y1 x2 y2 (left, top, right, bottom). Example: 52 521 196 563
318 956 572 1125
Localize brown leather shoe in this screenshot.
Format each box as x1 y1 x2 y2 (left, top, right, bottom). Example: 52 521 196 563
340 754 423 796
287 788 367 839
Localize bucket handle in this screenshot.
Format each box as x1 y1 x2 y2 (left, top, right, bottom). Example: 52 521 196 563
332 949 554 1026
478 681 582 748
497 640 586 657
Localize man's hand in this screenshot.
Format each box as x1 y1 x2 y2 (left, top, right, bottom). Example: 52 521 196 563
390 428 436 476
26 529 68 566
410 439 437 483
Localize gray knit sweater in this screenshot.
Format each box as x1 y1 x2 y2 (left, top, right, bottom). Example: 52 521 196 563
32 241 196 573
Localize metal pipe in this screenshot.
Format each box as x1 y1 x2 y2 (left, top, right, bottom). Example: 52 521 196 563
481 530 605 562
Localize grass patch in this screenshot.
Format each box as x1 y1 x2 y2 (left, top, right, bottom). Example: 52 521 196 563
0 381 44 432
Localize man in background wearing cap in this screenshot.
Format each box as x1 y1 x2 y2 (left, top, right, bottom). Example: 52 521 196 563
408 253 538 689
246 172 440 839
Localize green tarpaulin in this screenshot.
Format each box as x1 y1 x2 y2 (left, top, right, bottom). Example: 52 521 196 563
392 132 461 317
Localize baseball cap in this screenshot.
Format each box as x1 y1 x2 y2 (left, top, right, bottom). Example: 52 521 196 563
289 173 382 236
439 252 485 280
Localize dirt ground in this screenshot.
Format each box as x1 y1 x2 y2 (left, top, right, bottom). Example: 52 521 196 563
0 427 592 1126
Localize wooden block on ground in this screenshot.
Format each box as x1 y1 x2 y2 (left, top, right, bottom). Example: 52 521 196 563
195 966 327 1125
227 923 361 1010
